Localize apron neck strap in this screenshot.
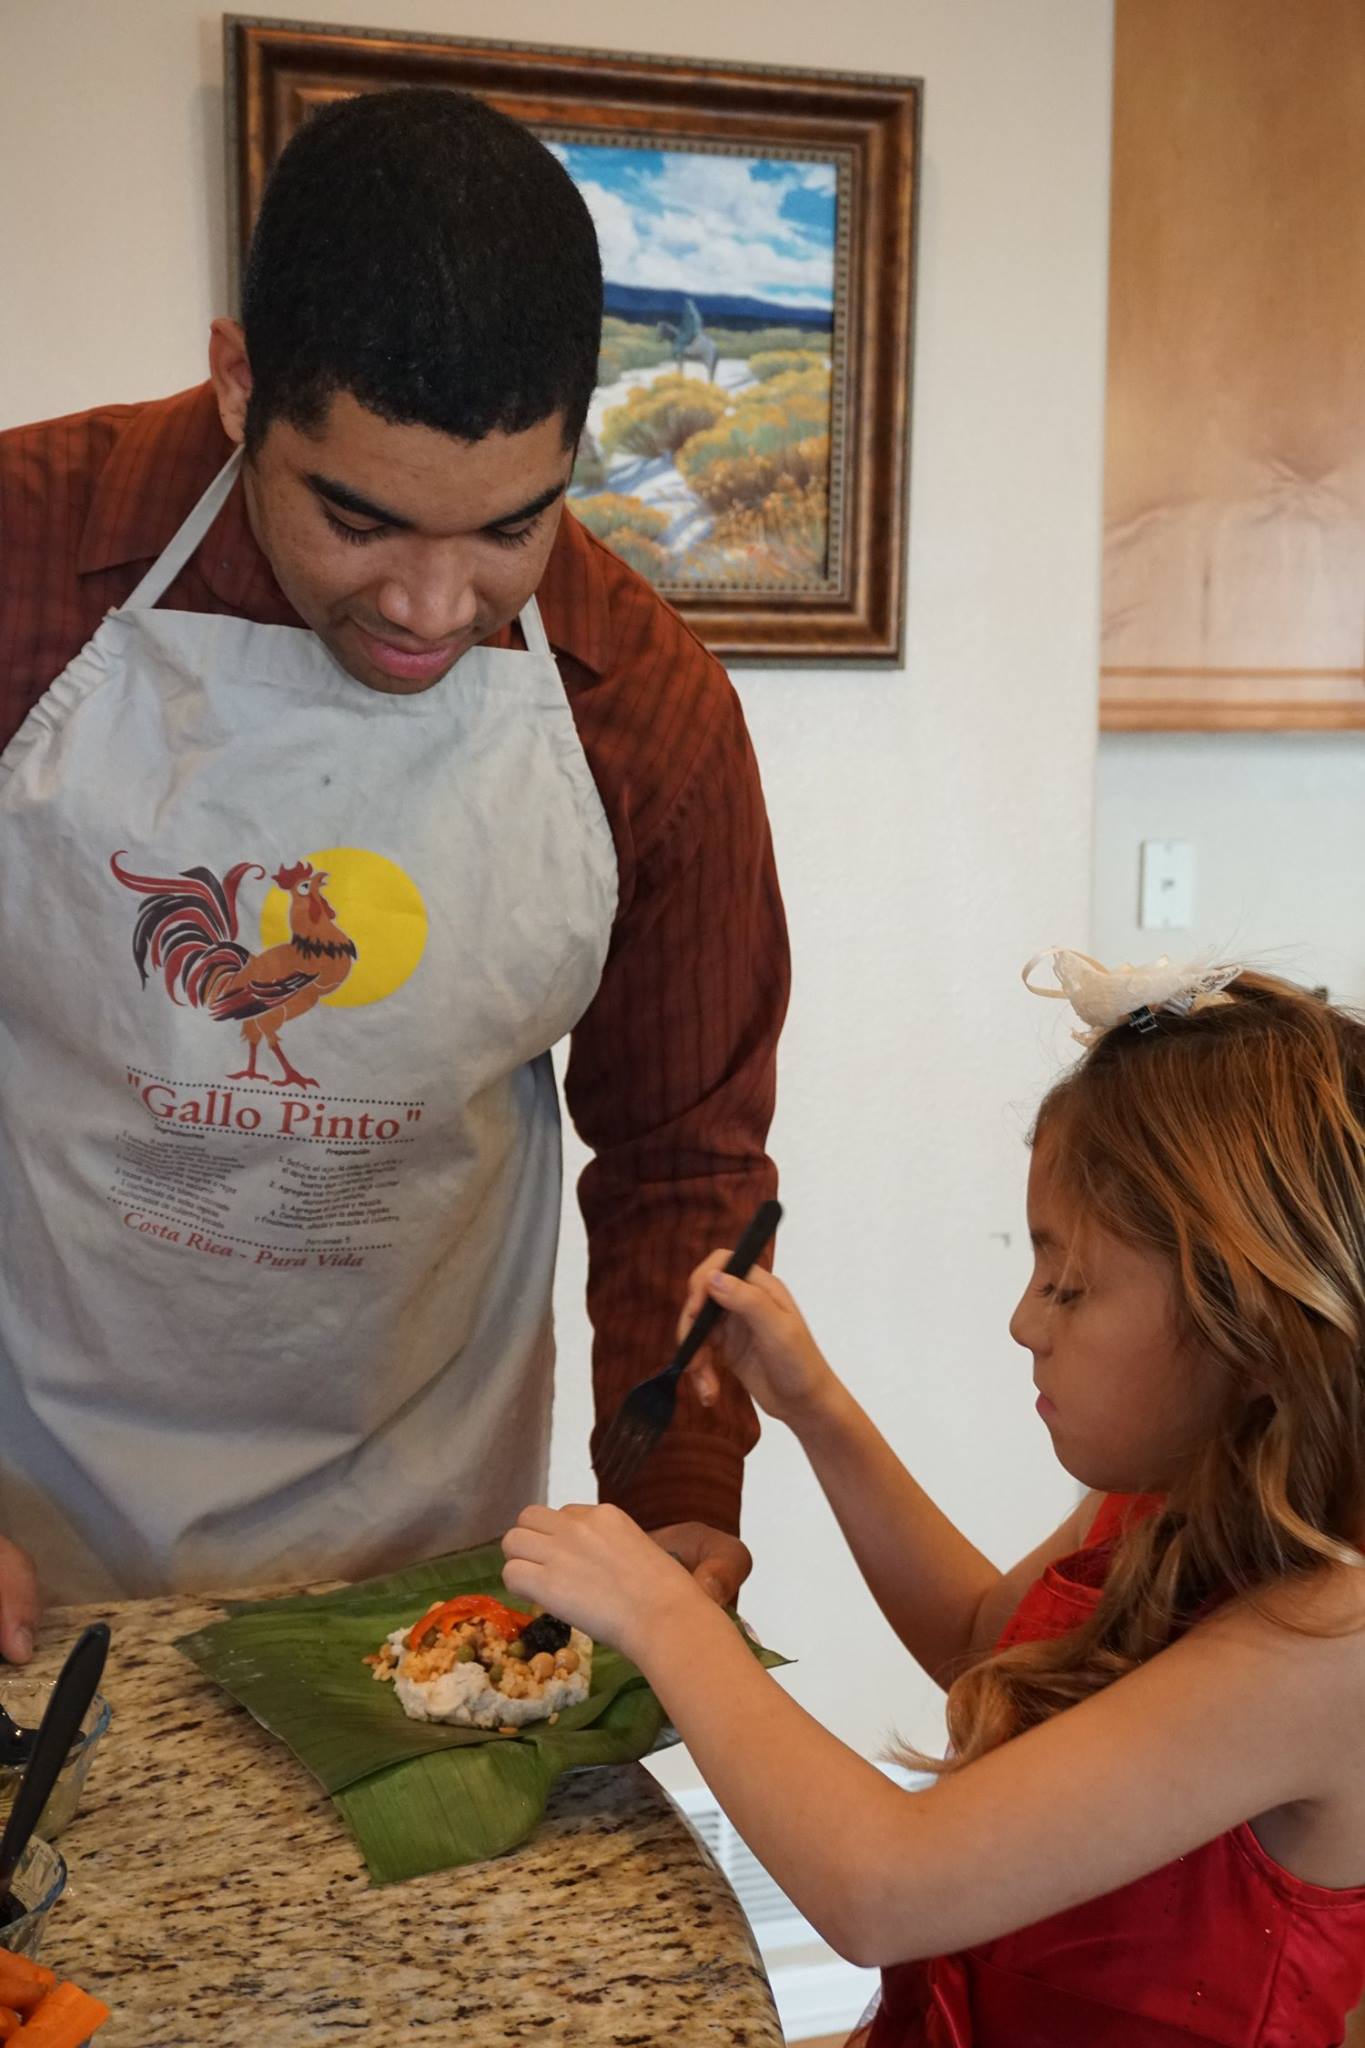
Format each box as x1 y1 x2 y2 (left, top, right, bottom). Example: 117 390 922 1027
123 449 245 611
517 595 553 663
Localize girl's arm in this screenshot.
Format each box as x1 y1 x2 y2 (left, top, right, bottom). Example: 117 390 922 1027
788 1379 1097 1683
503 1505 1365 1969
682 1258 1095 1684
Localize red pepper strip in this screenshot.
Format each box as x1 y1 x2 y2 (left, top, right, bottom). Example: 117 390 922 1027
406 1594 532 1652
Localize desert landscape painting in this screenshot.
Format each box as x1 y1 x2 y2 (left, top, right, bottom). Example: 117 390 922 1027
552 141 839 592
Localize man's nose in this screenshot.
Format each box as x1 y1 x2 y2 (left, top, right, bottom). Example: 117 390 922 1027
373 549 479 643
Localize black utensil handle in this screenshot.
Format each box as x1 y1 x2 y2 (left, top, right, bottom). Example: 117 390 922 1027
0 1622 109 1894
665 1198 783 1383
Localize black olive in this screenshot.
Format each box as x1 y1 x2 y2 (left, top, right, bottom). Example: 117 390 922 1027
519 1613 571 1657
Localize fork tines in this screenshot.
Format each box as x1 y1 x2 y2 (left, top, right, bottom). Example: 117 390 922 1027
591 1198 783 1499
593 1376 681 1495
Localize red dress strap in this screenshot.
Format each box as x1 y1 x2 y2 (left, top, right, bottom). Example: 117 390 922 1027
995 1493 1161 1652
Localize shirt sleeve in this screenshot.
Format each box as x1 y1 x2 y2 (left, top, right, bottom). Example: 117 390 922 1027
564 682 789 1536
0 408 132 751
0 418 70 749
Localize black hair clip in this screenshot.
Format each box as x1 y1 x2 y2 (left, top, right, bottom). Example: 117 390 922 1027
1127 1005 1159 1035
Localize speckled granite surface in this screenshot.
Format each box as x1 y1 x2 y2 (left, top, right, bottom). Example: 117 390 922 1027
27 1598 784 2046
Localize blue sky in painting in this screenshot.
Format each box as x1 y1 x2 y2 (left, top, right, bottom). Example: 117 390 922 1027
548 142 837 308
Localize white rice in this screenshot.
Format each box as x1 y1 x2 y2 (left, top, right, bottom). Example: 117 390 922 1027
386 1625 594 1729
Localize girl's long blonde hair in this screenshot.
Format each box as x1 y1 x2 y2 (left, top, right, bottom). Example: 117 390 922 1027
933 971 1365 1771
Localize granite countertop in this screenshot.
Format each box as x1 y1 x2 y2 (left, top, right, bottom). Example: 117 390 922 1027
27 1598 784 2047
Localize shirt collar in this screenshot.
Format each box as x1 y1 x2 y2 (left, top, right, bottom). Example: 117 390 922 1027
77 380 612 675
77 382 237 576
76 382 295 621
533 502 612 678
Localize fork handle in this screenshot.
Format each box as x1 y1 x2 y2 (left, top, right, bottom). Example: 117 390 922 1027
662 1199 783 1385
0 1622 109 1900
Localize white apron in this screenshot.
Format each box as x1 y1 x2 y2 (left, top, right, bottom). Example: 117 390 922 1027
0 453 617 1601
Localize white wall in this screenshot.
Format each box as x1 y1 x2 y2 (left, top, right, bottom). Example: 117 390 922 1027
1094 733 1365 1011
2 0 1111 1773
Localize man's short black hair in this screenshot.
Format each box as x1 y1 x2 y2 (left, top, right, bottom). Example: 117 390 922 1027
241 87 602 453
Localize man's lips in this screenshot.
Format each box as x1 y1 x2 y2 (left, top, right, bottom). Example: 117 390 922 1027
1035 1392 1058 1419
351 621 468 682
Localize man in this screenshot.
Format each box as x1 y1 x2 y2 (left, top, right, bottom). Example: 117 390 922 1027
0 88 787 1654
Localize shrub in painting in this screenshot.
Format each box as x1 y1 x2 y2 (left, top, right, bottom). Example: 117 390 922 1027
600 376 732 461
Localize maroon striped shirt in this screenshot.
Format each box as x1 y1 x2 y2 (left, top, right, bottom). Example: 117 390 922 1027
0 381 789 1537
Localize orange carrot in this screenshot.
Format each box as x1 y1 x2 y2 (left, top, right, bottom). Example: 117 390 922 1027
0 1960 55 2018
13 1982 111 2043
0 2007 23 2040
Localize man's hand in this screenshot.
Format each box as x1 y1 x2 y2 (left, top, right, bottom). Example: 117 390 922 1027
502 1509 753 1662
647 1521 751 1609
504 1504 704 1663
0 1537 39 1664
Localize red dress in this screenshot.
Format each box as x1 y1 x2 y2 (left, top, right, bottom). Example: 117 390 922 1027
861 1495 1365 2046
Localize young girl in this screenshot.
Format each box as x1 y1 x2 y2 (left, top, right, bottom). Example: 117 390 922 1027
504 960 1365 2045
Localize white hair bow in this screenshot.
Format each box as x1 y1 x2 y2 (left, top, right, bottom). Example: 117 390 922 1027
1022 948 1242 1046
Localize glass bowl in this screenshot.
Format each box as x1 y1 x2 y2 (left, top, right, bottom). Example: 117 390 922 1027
0 1836 66 1960
0 1679 112 1839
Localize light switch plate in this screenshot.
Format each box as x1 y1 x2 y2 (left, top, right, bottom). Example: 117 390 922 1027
1139 840 1195 930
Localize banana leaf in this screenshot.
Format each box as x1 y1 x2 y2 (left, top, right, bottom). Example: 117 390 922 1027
176 1540 786 1884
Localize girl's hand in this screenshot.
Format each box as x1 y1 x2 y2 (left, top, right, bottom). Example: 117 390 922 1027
680 1253 837 1427
502 1503 707 1667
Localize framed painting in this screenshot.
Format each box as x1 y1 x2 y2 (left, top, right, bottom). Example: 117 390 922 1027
226 20 921 665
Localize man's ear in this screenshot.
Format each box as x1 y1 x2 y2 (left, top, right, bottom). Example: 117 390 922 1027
208 318 253 448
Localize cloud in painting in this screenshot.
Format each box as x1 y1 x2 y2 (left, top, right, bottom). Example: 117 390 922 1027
547 143 837 307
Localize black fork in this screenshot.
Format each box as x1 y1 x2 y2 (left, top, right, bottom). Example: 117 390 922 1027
593 1200 783 1496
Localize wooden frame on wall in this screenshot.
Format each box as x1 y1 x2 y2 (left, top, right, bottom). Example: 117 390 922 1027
226 18 920 666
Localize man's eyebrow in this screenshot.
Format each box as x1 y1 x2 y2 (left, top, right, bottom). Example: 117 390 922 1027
305 473 414 529
482 479 568 530
1029 1228 1058 1250
304 473 568 534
